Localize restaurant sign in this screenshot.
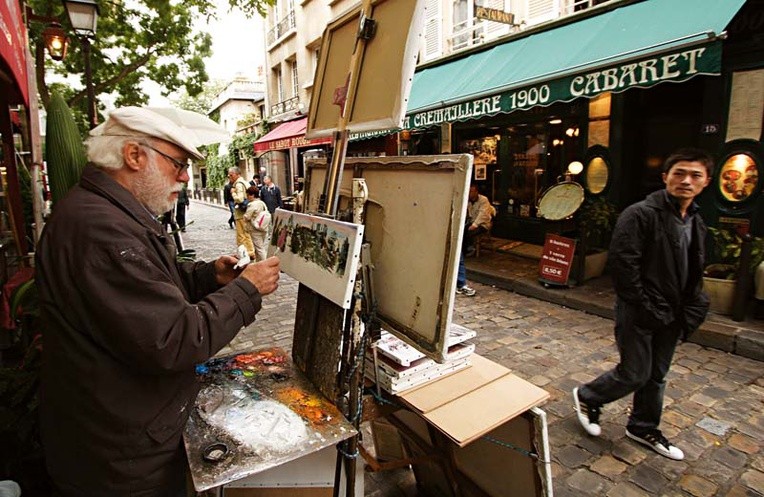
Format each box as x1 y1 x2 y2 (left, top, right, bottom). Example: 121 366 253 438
474 5 515 25
405 42 721 129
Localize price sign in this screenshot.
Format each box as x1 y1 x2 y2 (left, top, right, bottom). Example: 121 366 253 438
538 234 577 286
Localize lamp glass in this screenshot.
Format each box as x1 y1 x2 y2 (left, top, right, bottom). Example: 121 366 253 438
63 0 99 35
567 161 584 175
43 24 68 61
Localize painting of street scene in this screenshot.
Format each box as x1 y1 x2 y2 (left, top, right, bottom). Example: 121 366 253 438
268 209 364 309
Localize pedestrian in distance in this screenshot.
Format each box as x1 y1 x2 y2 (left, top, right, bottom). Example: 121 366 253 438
223 179 235 229
260 174 283 214
175 182 189 231
228 166 255 258
35 106 281 497
243 186 270 262
573 148 713 461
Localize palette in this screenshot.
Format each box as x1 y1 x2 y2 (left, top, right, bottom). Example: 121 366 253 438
184 348 356 491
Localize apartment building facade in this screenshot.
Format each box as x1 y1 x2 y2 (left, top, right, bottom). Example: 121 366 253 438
259 0 763 247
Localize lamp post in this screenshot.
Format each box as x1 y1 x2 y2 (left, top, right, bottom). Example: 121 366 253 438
62 0 100 129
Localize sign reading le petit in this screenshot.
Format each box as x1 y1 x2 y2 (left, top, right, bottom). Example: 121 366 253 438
474 5 515 25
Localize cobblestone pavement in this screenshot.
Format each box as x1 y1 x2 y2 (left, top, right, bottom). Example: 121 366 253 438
183 202 764 497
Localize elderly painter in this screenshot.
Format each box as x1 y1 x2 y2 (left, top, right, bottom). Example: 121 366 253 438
36 107 280 496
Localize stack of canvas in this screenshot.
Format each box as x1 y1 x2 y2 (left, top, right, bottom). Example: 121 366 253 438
366 324 476 394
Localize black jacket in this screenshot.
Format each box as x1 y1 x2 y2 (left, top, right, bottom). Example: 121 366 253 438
608 190 709 339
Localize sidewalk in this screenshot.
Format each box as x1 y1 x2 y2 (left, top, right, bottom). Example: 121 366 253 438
465 247 764 362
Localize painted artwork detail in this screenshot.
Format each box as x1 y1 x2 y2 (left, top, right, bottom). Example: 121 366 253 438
184 348 356 491
268 209 364 309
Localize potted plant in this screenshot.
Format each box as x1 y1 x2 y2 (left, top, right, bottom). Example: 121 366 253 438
575 197 619 280
704 227 764 315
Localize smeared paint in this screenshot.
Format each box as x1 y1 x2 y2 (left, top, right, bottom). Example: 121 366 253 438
185 348 357 490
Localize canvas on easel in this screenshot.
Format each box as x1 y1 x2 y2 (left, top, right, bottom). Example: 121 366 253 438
303 155 472 363
306 0 425 138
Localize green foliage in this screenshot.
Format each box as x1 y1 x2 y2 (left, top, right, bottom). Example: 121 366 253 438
577 197 619 249
230 132 259 160
45 92 87 205
204 144 234 189
171 79 228 115
708 227 764 275
29 0 275 115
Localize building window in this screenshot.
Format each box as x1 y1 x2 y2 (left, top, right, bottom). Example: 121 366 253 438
275 67 284 103
290 60 299 97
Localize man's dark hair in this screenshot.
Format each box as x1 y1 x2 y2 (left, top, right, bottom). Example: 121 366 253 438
663 148 715 177
246 186 259 197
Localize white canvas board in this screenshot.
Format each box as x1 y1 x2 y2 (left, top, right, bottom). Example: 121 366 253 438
303 156 472 362
376 327 476 367
365 356 472 394
370 342 476 379
268 209 364 309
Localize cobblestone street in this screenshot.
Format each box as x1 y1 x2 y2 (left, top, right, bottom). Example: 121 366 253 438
183 202 764 497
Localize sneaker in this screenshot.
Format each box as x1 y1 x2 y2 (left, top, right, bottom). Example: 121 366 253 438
572 387 601 436
626 428 684 460
456 285 476 296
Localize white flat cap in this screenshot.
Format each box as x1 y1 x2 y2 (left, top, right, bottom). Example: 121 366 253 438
90 106 230 160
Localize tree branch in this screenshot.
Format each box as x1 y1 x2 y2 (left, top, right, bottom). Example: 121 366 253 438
68 51 154 108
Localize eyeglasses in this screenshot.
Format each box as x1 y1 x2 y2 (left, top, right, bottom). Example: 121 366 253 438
144 145 190 174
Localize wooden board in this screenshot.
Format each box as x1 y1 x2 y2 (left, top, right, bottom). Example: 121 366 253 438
292 284 345 403
422 373 549 446
399 354 510 413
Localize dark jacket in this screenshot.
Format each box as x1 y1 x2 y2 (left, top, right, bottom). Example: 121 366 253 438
608 190 709 339
260 184 283 214
223 182 234 204
37 166 263 496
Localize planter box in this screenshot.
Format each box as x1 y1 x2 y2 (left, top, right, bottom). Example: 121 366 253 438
703 276 736 315
572 250 608 282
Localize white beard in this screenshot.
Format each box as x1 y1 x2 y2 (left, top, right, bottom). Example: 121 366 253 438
134 157 181 215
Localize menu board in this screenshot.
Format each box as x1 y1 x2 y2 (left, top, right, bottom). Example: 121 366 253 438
726 69 764 142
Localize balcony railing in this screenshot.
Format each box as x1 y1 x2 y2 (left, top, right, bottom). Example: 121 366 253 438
270 95 301 116
267 10 296 46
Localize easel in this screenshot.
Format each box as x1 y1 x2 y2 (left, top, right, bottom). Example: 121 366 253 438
294 2 380 495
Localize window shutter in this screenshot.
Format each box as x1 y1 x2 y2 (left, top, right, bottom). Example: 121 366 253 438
423 0 443 61
526 0 558 24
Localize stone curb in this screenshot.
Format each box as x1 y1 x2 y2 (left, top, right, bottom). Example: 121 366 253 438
468 266 764 362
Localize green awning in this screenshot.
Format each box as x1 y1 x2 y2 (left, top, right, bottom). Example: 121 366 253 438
404 0 745 129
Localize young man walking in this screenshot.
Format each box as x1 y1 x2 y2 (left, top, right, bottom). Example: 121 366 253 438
573 148 713 461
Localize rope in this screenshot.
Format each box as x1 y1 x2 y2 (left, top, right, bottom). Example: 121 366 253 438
482 435 549 463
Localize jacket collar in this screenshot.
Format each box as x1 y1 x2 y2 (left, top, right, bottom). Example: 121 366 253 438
79 165 164 235
644 189 699 218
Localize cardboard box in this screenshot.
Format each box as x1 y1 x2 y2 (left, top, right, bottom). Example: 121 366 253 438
399 354 549 446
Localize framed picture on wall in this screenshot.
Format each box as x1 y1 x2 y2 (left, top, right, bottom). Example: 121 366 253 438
475 163 487 181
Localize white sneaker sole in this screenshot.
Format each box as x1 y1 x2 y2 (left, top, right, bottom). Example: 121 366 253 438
625 430 685 461
572 387 601 437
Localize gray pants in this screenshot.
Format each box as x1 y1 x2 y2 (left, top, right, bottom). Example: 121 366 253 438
579 298 681 433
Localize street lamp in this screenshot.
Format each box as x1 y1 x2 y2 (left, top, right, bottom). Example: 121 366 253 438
42 23 69 61
62 0 100 129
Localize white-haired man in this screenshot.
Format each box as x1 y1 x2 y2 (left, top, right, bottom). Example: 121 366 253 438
36 107 280 496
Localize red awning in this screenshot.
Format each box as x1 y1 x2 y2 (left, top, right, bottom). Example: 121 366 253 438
254 117 331 152
0 1 29 106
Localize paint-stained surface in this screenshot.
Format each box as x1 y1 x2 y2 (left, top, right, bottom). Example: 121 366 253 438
184 348 356 491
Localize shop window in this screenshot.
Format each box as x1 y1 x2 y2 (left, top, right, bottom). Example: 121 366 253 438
506 127 547 214
718 153 759 202
585 157 609 194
